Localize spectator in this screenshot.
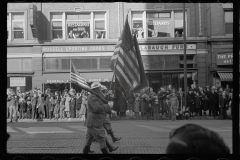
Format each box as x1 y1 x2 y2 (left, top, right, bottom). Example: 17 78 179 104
209 86 218 118
80 95 87 122
60 95 65 119
31 91 38 120
164 97 170 118
143 94 151 120
126 90 135 119
134 93 140 119
19 93 27 119
7 90 18 122
44 88 51 119
118 91 127 119
64 93 71 120
49 96 55 120
69 89 77 119
76 92 82 119
183 107 190 120
219 91 228 120
195 92 201 118
166 124 230 154
140 88 146 119
54 91 61 121
201 93 209 117
169 91 179 121
186 89 195 117
26 97 32 119
37 94 45 119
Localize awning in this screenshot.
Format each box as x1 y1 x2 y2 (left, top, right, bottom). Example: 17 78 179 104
217 72 232 81
41 72 114 84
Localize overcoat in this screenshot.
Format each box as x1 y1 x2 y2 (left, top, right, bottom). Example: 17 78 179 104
70 97 77 118
118 93 127 113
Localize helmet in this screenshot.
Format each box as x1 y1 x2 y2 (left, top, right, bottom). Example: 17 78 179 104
91 82 102 89
100 85 107 91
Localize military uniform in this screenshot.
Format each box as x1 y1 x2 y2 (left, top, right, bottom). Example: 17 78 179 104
84 93 111 151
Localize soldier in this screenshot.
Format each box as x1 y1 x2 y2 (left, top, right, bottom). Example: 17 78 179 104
100 85 122 143
7 90 18 122
82 82 116 154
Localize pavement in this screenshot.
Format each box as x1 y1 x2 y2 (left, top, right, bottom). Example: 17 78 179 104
7 118 232 154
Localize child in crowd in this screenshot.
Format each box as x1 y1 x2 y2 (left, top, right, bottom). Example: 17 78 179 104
60 96 65 119
26 97 32 119
134 94 140 119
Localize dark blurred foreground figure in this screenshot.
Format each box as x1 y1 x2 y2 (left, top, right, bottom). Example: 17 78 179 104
166 124 230 154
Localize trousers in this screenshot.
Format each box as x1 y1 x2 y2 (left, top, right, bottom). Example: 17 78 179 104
84 127 107 149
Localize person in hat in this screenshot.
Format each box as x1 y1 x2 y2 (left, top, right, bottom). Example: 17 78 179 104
186 89 195 118
7 90 18 122
31 91 38 120
82 82 115 154
69 89 77 119
37 94 45 119
100 85 121 143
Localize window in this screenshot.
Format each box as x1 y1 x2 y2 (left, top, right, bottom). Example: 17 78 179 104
100 57 111 69
7 58 32 72
12 13 24 39
94 12 106 39
179 55 195 68
225 11 233 34
7 13 9 39
132 11 144 39
45 58 59 71
131 11 187 39
72 58 97 70
51 13 63 39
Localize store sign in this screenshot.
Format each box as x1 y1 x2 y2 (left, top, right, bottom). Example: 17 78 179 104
216 53 233 65
88 78 110 82
10 77 25 87
47 80 65 83
42 44 196 52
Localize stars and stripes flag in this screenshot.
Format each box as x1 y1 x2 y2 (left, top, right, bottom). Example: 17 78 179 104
110 14 148 93
70 62 90 90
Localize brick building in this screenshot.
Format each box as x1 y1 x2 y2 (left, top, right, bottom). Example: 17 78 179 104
7 3 233 93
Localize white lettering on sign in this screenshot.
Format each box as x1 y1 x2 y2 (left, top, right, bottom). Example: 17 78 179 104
89 79 102 82
139 44 196 50
42 47 64 52
10 77 26 87
47 80 64 83
147 21 170 25
223 60 233 64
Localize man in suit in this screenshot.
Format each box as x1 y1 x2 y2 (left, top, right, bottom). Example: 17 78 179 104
31 91 38 120
208 86 218 118
82 82 115 154
76 92 82 118
44 88 51 119
69 89 77 119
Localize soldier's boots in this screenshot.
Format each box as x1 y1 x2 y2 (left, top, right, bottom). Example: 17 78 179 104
101 147 110 154
106 138 118 152
82 146 94 154
109 130 121 143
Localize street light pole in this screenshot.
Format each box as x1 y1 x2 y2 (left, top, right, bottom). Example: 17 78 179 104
183 3 187 109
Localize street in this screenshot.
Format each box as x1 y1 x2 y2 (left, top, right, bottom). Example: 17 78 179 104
7 119 232 154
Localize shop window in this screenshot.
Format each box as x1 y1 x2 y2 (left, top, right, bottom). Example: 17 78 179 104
45 58 59 71
225 11 233 34
100 56 111 70
72 58 97 70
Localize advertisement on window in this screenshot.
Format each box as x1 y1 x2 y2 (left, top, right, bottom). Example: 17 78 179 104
147 20 171 37
10 77 26 87
216 53 233 65
67 21 90 39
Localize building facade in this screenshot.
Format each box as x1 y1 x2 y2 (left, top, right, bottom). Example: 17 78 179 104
7 3 233 93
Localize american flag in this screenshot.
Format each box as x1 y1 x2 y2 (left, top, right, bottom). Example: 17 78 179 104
70 62 90 90
110 15 141 93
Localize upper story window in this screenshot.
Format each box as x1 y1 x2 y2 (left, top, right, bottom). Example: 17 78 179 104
224 11 233 35
50 11 107 40
7 12 25 40
131 11 187 39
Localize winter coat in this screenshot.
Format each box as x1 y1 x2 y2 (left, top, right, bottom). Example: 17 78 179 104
70 97 76 118
209 91 218 110
64 97 71 112
76 96 82 110
85 93 111 128
201 96 209 111
195 96 201 109
118 93 127 112
158 91 166 110
19 98 27 112
186 93 195 110
219 96 228 110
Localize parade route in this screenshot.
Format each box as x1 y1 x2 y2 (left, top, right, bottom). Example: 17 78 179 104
7 120 232 154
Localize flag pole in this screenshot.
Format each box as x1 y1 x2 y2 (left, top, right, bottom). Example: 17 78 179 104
183 3 187 110
70 59 72 90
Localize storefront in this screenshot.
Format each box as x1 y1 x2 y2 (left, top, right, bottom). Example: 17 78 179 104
212 52 233 88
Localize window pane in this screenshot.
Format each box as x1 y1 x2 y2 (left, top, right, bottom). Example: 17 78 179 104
61 59 70 70
72 58 97 70
159 13 171 18
95 31 106 39
94 12 105 19
12 13 24 20
147 13 158 18
52 21 62 29
147 20 171 37
175 20 183 28
132 11 143 18
225 11 233 23
14 31 24 39
132 20 144 39
53 30 62 39
174 12 183 19
95 20 105 30
13 22 23 30
225 23 233 34
67 14 78 20
67 21 90 39
51 13 63 19
22 59 32 71
45 58 59 70
100 57 111 69
78 13 91 19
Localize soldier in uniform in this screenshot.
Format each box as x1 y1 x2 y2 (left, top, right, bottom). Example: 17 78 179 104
100 85 121 143
82 82 115 154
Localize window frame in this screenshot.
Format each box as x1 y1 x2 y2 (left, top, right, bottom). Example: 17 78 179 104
51 12 64 40
224 10 233 35
94 12 107 40
130 10 187 39
7 13 11 40
7 12 25 41
12 13 25 40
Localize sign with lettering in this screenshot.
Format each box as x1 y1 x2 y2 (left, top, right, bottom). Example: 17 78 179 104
42 44 196 52
216 53 233 65
88 78 111 82
47 80 65 83
10 77 26 87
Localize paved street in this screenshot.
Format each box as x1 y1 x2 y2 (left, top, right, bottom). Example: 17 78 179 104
7 119 232 154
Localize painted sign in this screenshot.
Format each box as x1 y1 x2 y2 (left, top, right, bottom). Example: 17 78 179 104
42 44 196 52
46 80 65 83
10 77 26 87
216 53 233 65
